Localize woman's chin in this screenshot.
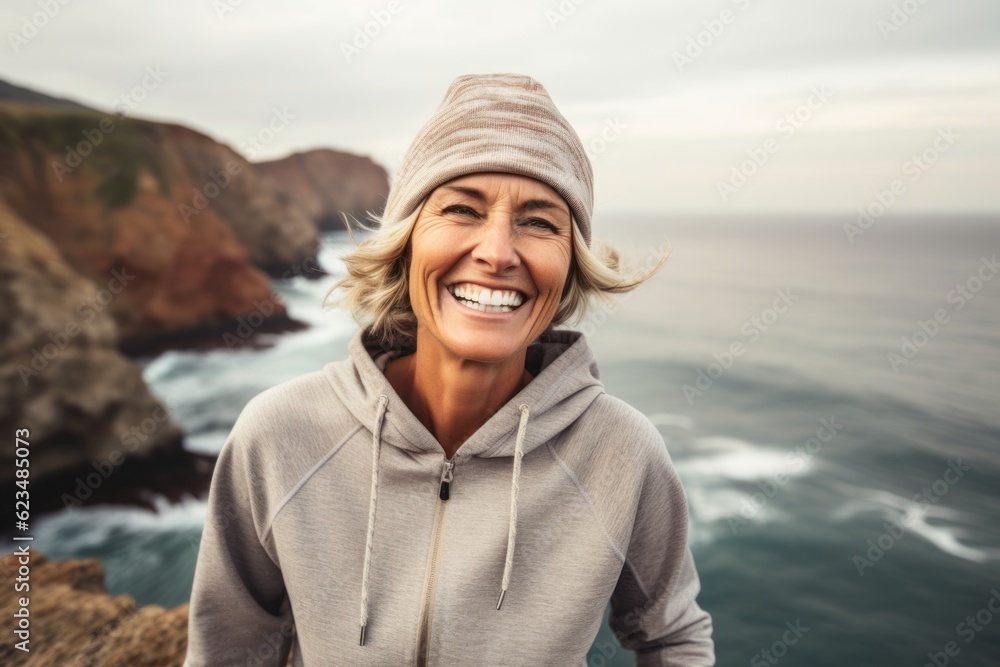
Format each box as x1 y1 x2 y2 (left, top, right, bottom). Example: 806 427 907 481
437 330 528 364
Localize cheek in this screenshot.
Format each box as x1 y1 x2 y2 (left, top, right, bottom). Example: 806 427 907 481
408 259 434 311
532 245 572 299
407 231 451 306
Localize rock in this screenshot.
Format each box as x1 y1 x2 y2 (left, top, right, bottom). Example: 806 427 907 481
0 78 94 111
0 550 295 666
256 148 389 231
164 123 320 276
0 104 310 352
0 201 187 487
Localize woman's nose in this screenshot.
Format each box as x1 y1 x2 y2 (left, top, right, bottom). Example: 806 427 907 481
470 214 520 272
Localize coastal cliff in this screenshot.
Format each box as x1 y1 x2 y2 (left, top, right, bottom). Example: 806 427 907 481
0 79 387 491
0 103 314 352
257 148 389 231
0 550 295 666
0 200 187 488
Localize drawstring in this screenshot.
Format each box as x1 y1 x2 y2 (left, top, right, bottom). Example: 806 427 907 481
358 396 531 646
359 394 388 646
497 403 530 611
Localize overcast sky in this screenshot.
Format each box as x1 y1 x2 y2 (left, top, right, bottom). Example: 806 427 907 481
2 0 998 216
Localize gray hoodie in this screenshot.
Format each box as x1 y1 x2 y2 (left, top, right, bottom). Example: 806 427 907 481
184 327 714 666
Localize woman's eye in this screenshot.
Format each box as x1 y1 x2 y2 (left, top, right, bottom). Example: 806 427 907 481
442 207 557 232
525 218 558 232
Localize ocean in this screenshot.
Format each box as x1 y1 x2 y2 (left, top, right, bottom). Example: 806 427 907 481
22 214 1000 666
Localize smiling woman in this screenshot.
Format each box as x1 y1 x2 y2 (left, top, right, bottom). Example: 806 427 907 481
184 74 715 667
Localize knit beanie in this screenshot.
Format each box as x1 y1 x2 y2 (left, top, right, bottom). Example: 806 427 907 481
381 73 595 248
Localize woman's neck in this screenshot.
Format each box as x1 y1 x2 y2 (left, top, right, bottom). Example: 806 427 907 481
384 336 533 459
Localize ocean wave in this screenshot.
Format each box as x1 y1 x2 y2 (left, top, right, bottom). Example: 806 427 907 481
647 412 694 430
674 436 818 482
828 482 1000 564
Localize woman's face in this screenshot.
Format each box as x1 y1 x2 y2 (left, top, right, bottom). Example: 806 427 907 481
407 172 573 364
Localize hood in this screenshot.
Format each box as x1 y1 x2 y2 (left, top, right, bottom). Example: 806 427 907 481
323 326 606 646
326 326 606 460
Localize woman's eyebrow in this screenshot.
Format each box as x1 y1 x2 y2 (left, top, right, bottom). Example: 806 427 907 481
441 186 569 217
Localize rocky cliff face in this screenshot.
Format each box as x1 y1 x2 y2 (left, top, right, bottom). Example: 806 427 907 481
257 148 389 231
165 123 322 274
0 200 189 488
0 550 296 666
0 104 315 351
0 80 389 493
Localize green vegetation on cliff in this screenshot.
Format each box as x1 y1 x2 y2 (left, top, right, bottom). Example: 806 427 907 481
0 107 171 207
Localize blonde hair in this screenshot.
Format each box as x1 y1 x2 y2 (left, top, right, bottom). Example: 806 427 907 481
321 199 670 350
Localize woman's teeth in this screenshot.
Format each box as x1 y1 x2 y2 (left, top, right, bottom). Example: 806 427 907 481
448 283 525 313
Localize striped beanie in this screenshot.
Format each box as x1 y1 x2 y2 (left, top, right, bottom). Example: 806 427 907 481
382 73 595 247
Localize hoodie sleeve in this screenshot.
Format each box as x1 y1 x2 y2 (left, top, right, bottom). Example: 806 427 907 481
183 409 295 667
608 423 715 666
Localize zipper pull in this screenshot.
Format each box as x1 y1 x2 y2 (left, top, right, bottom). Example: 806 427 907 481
439 459 455 501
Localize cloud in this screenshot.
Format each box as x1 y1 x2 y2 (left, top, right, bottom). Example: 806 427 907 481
1 0 997 213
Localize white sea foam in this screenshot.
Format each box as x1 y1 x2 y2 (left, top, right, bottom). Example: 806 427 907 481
33 494 207 553
647 412 694 430
908 514 1000 563
183 428 231 455
828 482 1000 564
674 436 817 482
667 436 819 545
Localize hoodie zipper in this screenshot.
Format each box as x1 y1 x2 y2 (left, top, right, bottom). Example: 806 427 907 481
416 457 454 666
